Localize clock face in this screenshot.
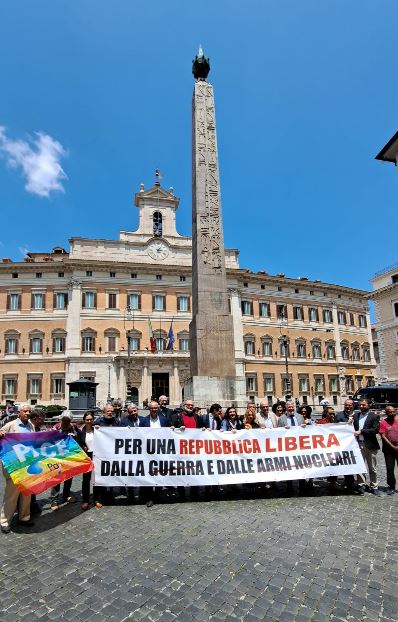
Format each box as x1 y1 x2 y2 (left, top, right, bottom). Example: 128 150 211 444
148 241 169 261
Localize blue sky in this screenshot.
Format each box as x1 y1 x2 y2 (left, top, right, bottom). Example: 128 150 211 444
0 1 396 292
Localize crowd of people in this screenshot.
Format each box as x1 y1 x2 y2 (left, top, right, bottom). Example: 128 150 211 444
0 396 397 533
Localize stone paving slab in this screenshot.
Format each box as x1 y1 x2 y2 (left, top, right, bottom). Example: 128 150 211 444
0 464 397 622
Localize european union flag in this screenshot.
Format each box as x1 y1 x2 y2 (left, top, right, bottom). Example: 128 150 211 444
166 322 175 350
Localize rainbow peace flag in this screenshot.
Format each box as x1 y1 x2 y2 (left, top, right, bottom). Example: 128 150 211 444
0 431 93 496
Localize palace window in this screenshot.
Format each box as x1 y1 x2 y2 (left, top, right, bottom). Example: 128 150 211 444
28 375 42 397
259 302 271 318
349 312 355 326
296 341 306 358
177 295 190 312
298 375 309 393
2 375 17 398
54 292 68 310
5 330 20 354
81 330 96 353
261 337 272 357
312 342 321 359
246 374 257 393
363 345 371 362
127 293 141 311
244 334 255 356
51 375 65 396
337 310 346 325
107 292 118 309
341 343 349 360
314 375 325 394
279 339 290 357
154 330 167 351
179 338 189 351
322 308 332 323
359 314 367 328
5 337 18 354
308 307 319 322
293 305 303 320
29 332 44 354
31 292 45 310
277 304 287 320
7 292 21 311
326 343 336 359
152 294 166 311
52 330 66 353
82 291 96 309
329 376 339 393
127 330 142 353
352 344 360 361
263 374 274 394
241 300 253 316
105 328 119 353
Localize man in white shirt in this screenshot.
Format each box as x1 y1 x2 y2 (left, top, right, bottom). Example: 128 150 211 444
256 401 277 429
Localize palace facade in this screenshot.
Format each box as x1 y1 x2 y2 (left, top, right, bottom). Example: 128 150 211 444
0 182 375 408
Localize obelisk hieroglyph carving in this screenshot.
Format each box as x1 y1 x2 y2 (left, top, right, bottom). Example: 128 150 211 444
189 48 236 378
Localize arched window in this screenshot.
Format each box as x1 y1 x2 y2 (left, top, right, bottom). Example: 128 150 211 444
153 211 162 237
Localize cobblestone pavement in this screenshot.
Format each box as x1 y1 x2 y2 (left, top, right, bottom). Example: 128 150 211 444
1 463 397 622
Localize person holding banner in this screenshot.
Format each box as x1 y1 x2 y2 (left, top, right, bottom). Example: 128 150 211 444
353 399 380 496
80 411 102 510
171 400 203 429
0 404 35 534
278 402 307 495
379 406 398 495
256 401 277 429
141 401 169 428
222 407 245 431
50 414 83 510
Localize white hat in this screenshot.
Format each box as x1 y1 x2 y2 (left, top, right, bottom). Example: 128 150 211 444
320 399 330 406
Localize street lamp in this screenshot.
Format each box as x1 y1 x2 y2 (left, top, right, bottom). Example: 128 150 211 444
279 308 291 400
107 358 112 401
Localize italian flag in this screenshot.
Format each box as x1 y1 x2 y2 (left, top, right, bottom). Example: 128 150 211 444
148 318 156 352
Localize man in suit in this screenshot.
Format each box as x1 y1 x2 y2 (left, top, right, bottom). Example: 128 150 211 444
335 398 355 423
140 401 168 506
256 401 278 428
0 403 36 533
277 401 305 428
353 398 380 496
158 395 174 426
278 401 306 495
334 398 355 491
202 403 223 430
141 401 169 427
120 403 145 427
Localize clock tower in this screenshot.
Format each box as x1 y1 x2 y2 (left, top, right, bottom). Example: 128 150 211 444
133 180 180 239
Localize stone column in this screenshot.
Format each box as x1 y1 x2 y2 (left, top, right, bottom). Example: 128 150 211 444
66 279 82 357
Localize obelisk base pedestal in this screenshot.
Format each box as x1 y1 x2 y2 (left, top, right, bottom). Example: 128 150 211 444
183 376 247 409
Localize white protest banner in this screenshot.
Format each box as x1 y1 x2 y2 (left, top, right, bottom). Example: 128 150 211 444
93 425 366 487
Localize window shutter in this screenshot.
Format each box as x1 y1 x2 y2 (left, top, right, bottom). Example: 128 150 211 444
92 337 96 352
82 292 86 308
53 292 56 309
6 294 10 310
31 293 34 309
188 297 191 312
152 295 155 311
94 293 97 308
29 338 33 354
138 294 141 310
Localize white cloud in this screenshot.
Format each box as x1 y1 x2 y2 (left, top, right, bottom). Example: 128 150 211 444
18 246 29 257
0 126 67 197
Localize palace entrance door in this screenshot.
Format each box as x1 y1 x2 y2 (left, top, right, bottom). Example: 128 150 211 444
151 373 169 401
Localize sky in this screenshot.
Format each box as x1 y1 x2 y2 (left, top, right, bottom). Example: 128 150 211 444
0 1 397 292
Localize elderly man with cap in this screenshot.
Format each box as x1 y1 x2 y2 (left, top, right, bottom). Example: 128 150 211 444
0 403 36 533
50 413 82 510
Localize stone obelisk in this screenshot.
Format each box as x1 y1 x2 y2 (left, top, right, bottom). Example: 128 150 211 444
185 48 245 406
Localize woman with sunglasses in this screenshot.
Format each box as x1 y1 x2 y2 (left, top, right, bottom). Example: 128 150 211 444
80 411 102 510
